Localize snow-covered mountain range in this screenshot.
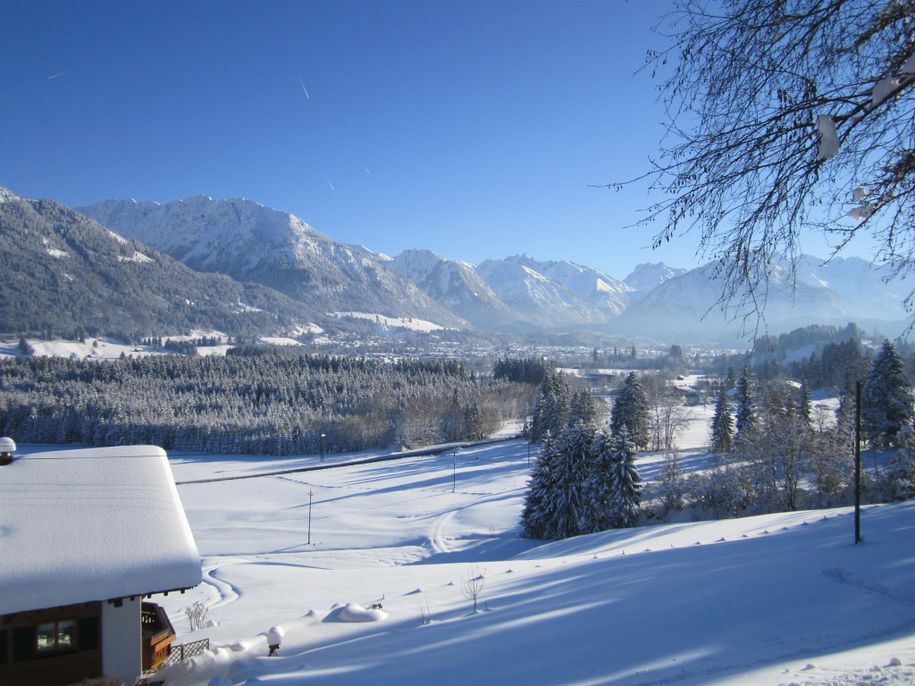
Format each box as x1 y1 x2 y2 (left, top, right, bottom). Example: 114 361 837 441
1 186 908 342
0 187 320 337
80 196 466 329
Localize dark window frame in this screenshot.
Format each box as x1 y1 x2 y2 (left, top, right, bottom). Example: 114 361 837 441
34 619 79 657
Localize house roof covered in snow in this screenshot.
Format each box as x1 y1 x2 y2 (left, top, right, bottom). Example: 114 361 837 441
0 445 201 615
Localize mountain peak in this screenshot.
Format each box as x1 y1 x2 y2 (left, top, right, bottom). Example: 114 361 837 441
625 262 687 293
79 195 465 329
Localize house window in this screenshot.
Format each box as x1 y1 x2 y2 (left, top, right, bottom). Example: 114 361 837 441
35 620 77 654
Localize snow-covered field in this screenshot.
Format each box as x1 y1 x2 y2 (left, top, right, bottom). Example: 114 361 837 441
54 428 907 686
328 311 446 332
9 367 912 685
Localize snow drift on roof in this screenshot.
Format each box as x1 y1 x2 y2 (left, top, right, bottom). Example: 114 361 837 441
0 445 201 614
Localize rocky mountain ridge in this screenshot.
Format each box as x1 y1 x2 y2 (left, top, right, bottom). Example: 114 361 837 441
1 187 907 342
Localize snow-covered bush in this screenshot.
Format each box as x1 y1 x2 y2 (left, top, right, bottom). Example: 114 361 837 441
186 601 208 631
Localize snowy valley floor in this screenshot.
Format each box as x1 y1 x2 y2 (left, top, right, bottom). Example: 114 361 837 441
97 434 915 686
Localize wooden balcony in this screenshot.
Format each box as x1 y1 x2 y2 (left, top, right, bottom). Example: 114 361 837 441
141 603 175 672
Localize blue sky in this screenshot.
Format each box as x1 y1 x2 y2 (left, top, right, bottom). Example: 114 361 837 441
0 0 865 277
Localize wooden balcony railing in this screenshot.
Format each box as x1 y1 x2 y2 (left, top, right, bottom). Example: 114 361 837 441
141 602 176 671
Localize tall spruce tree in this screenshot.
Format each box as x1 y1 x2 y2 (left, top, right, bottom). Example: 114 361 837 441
530 370 571 443
734 367 755 448
585 430 615 531
885 427 915 501
568 389 598 428
610 372 650 450
521 426 594 539
608 430 642 528
711 385 735 454
863 340 913 448
520 433 560 539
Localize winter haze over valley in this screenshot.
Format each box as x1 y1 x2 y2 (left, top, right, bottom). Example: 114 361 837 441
2 2 914 686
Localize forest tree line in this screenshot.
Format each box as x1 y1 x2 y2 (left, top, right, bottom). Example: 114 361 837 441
0 350 535 455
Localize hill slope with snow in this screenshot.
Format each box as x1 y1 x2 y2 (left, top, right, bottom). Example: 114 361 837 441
48 435 911 686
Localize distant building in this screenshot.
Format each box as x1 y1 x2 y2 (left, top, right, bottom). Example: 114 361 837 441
0 444 201 686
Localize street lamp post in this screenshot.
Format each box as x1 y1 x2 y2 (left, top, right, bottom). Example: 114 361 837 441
320 433 326 463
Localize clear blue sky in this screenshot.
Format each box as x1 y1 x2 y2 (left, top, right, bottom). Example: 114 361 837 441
0 0 858 278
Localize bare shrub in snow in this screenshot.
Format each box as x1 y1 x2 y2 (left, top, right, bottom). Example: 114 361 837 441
461 566 485 614
417 602 432 625
186 601 208 631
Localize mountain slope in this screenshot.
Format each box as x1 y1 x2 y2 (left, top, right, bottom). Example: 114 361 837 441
624 262 688 301
80 196 465 328
794 254 911 321
476 257 601 328
508 255 633 317
389 250 525 331
0 187 316 337
614 262 858 342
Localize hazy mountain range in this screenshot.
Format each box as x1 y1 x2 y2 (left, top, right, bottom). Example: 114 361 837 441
0 186 908 343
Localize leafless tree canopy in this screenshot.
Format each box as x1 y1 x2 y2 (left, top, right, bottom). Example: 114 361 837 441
614 0 914 314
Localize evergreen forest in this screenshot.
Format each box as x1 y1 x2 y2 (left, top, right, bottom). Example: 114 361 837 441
0 349 534 455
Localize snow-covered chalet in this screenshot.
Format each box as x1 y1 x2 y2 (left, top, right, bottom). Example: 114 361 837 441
0 442 201 686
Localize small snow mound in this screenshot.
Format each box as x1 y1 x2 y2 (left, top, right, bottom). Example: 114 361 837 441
802 663 816 671
405 587 424 595
325 602 388 623
873 76 901 105
303 609 319 617
716 537 726 542
506 568 514 573
816 115 839 160
888 657 902 667
205 619 220 628
266 625 285 645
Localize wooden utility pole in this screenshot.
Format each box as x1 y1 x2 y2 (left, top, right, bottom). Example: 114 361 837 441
452 451 456 493
307 489 313 545
855 381 862 544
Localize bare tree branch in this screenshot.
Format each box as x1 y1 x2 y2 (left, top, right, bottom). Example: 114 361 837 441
610 0 914 325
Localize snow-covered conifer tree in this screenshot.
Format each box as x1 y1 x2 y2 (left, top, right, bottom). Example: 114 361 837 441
607 430 641 528
734 367 755 449
521 426 594 539
884 427 915 502
710 385 734 454
568 389 598 428
520 434 559 539
863 340 913 448
610 372 650 450
530 371 571 443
